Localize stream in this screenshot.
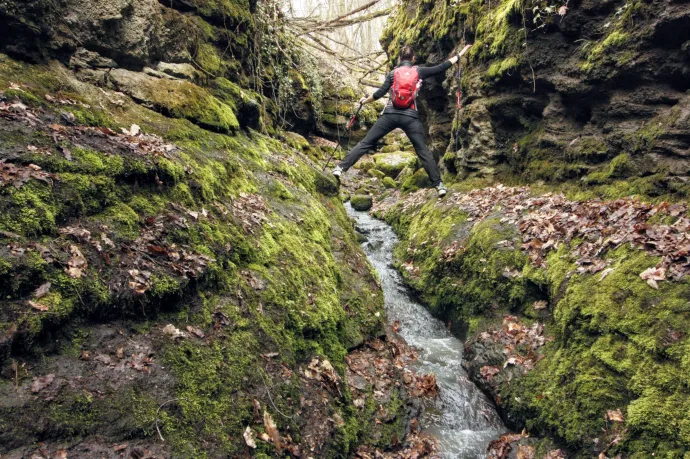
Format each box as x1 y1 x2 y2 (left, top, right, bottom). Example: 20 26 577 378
346 204 506 458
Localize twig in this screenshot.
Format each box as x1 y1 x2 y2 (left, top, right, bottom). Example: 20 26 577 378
298 0 383 35
155 398 185 442
529 62 536 93
259 368 294 420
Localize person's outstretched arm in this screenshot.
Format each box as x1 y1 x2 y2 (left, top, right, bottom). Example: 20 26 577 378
358 71 394 106
417 44 472 79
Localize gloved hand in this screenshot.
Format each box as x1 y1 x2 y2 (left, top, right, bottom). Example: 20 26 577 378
457 44 472 59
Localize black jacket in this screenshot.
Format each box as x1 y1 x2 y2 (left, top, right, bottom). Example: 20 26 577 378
372 60 453 118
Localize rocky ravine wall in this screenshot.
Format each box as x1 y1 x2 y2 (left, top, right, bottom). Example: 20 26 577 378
0 1 430 457
374 0 690 458
381 0 690 202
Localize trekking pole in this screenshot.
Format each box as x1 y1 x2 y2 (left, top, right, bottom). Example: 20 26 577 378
322 102 363 171
454 45 472 153
347 102 363 130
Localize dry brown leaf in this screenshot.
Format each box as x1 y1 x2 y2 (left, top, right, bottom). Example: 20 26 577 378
606 409 625 423
186 326 205 338
163 324 186 339
33 282 51 299
28 300 49 312
30 373 55 393
532 300 548 311
243 426 257 449
517 444 535 459
263 410 282 452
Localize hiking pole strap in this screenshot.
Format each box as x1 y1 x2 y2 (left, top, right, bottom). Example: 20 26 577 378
347 103 363 130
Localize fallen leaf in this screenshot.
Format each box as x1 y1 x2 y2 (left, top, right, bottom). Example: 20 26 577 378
28 300 49 312
113 444 127 452
186 326 205 338
263 410 282 452
129 353 154 372
532 300 548 311
30 373 55 393
517 444 535 459
121 124 141 136
33 282 51 299
243 426 257 449
66 245 87 278
599 268 614 282
606 409 625 423
163 324 186 339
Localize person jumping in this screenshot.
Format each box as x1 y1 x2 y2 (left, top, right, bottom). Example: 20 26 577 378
332 44 472 197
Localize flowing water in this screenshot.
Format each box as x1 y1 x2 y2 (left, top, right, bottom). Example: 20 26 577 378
346 204 506 458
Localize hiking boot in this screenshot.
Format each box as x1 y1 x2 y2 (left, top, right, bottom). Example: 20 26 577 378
332 166 343 179
436 182 447 197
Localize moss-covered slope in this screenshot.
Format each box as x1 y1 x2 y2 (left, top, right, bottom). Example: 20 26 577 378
378 186 690 458
0 49 404 457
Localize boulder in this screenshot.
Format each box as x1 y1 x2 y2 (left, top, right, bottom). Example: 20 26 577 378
156 62 199 81
108 69 239 133
372 152 418 178
350 194 373 211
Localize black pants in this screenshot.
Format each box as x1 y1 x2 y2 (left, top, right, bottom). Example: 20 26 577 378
338 113 441 186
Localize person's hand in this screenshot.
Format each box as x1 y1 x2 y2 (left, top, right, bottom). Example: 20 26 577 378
358 96 368 106
457 44 472 59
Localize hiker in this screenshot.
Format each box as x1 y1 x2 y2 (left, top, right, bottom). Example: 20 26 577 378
333 44 472 197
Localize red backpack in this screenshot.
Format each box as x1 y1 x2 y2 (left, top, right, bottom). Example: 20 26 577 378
391 66 421 110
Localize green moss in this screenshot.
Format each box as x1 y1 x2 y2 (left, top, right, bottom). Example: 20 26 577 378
62 106 114 128
588 31 631 62
95 202 140 240
504 245 690 454
350 194 373 211
142 79 239 133
0 53 393 457
609 153 634 178
401 169 432 191
195 43 224 76
486 56 520 81
0 182 57 236
383 177 397 188
373 152 417 178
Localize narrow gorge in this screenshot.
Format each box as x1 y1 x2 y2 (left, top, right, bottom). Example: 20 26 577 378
0 0 689 458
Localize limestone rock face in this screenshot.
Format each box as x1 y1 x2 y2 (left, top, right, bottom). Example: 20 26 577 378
0 0 194 67
455 101 498 178
382 0 690 192
155 62 199 81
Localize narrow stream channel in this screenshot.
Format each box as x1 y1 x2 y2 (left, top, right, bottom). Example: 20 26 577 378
346 204 507 458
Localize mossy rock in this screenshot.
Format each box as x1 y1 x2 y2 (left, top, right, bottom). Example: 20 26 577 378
609 153 634 178
350 194 373 211
401 169 432 192
108 69 239 133
373 152 418 178
368 169 386 179
314 171 339 197
354 160 376 171
380 144 400 153
383 177 397 188
282 131 310 151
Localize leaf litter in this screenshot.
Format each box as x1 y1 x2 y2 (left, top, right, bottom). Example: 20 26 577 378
394 185 690 288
